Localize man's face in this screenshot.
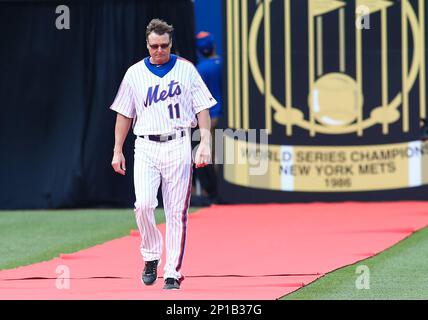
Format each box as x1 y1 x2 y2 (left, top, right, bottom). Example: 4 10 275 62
147 32 171 65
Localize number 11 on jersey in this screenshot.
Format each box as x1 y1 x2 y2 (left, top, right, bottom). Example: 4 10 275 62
168 103 180 119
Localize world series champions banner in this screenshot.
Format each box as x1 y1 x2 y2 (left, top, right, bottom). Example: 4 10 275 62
220 0 428 202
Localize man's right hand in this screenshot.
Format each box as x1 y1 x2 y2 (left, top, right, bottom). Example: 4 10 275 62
111 151 126 175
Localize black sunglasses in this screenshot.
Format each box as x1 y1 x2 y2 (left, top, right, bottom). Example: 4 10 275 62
148 43 170 50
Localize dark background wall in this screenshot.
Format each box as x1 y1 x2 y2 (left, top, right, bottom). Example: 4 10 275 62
0 0 196 209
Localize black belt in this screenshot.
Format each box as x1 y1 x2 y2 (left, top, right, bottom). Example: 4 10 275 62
139 130 186 142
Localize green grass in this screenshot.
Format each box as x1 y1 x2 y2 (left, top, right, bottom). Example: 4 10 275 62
2 209 428 299
0 208 197 271
281 226 428 300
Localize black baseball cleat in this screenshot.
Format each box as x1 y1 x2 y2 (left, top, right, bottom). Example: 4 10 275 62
141 260 159 285
163 277 181 290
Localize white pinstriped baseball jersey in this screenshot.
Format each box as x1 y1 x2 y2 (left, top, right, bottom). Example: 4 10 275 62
110 54 217 134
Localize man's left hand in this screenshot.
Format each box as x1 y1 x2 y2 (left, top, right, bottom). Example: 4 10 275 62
194 141 211 168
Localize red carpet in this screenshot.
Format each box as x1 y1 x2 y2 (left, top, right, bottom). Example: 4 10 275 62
1 201 428 299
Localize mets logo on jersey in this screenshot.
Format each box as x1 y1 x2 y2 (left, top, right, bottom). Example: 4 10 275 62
144 80 182 107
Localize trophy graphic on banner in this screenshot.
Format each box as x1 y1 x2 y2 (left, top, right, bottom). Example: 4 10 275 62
227 0 426 137
224 0 428 193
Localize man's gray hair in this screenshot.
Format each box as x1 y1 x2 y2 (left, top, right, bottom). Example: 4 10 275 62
146 18 174 42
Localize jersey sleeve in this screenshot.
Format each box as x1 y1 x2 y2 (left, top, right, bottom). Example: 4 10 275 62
109 71 137 119
191 66 217 114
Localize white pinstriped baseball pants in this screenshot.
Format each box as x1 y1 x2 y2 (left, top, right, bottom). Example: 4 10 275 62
133 130 192 280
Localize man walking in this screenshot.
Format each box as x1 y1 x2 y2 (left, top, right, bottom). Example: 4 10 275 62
110 18 216 290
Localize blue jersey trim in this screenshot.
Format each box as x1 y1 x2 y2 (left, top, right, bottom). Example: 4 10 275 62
144 54 178 78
